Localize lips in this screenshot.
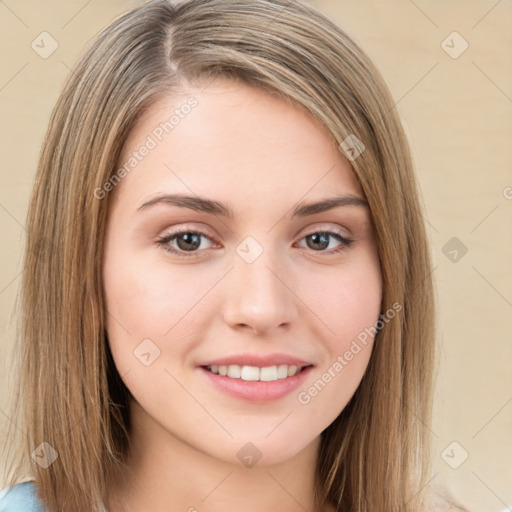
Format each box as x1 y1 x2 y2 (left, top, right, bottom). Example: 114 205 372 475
199 353 313 368
197 353 314 402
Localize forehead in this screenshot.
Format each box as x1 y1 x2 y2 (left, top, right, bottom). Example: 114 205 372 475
113 79 364 211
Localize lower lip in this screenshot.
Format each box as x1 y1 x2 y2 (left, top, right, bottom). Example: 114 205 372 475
199 366 314 403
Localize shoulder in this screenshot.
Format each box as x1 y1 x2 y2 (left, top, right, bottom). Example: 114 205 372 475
0 480 46 511
0 480 108 512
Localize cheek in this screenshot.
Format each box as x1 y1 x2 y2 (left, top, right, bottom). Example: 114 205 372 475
103 260 168 338
102 247 217 372
294 251 381 416
102 254 203 409
303 251 382 348
103 238 189 332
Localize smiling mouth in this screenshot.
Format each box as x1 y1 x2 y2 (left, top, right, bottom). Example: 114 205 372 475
202 364 312 382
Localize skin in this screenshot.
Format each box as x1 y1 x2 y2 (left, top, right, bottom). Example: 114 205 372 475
102 79 382 512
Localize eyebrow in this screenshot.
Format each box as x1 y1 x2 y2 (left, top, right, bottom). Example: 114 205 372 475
137 193 368 218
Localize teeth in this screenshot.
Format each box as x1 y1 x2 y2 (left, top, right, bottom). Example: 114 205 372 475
260 366 277 381
287 365 298 377
207 364 303 381
227 365 241 378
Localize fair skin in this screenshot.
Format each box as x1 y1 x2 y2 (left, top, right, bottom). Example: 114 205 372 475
102 79 382 512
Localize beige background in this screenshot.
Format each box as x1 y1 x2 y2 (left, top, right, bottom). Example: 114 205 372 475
1 1 511 511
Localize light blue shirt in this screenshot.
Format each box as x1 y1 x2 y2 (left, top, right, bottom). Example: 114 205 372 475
0 481 45 512
0 481 107 511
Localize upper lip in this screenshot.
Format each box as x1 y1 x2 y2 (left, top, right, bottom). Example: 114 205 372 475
198 353 314 368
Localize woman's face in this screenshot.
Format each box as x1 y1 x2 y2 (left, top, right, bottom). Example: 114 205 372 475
102 79 382 466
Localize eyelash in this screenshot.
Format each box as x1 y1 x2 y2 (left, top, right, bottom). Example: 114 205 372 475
155 228 354 259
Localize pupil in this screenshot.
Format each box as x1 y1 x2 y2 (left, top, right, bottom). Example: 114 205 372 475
309 233 328 250
177 233 200 251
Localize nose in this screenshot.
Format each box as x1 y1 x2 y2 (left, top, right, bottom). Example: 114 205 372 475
222 247 299 335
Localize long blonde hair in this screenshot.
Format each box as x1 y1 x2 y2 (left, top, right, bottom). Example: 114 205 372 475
2 1 435 510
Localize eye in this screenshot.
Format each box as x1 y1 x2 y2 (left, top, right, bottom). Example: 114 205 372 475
296 230 354 255
155 228 354 259
155 230 217 258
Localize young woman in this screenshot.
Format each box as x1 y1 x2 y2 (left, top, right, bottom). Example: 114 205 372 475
1 0 439 510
